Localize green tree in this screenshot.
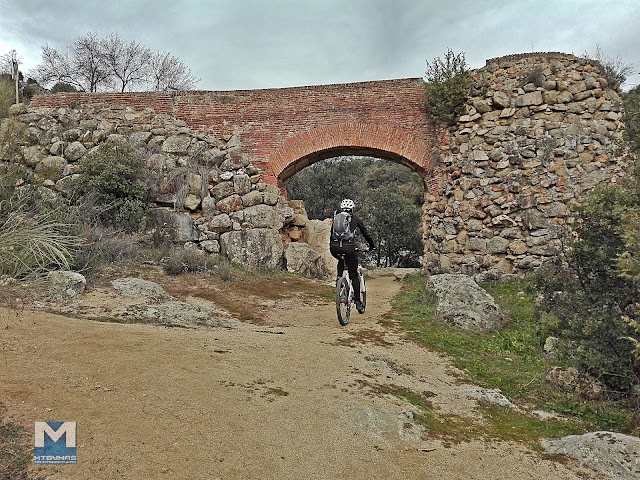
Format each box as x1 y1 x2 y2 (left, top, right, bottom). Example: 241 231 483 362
78 142 148 232
362 184 422 267
424 48 471 125
286 157 424 267
285 157 368 220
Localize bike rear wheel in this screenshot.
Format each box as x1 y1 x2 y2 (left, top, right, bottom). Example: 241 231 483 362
336 276 351 326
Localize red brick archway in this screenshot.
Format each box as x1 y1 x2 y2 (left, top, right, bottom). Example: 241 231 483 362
268 122 434 188
30 78 442 192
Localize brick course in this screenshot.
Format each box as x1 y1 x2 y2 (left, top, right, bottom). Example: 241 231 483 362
30 78 440 189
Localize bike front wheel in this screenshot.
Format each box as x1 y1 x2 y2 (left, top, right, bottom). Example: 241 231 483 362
336 276 351 326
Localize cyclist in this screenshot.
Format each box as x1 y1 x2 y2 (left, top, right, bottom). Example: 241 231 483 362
329 199 375 314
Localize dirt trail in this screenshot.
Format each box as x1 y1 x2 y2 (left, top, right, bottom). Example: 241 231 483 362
1 275 604 479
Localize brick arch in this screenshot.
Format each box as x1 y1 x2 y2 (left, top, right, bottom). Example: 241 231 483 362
269 123 434 186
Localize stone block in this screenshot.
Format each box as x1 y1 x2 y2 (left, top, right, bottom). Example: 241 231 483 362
241 190 263 207
233 174 252 195
162 135 191 154
467 237 487 252
487 236 509 254
220 228 284 270
207 213 232 233
516 91 543 107
242 204 285 229
211 181 235 201
216 194 243 214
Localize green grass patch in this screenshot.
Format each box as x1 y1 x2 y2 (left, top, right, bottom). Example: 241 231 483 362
392 274 635 435
373 383 465 442
369 381 583 447
393 275 549 401
479 404 582 448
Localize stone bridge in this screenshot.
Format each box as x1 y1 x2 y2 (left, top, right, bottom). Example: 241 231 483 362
31 78 443 193
27 52 627 277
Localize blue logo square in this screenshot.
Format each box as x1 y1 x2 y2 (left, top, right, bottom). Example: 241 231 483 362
34 421 77 465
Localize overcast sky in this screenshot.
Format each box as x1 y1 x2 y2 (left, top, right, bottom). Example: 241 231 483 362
0 0 638 91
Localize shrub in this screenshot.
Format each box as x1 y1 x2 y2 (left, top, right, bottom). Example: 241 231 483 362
0 76 14 118
0 117 26 160
70 224 142 274
423 49 471 125
532 87 640 397
162 248 235 280
623 86 640 155
524 67 544 88
583 45 634 90
51 82 78 93
78 142 148 232
163 248 212 276
532 181 640 395
0 188 81 279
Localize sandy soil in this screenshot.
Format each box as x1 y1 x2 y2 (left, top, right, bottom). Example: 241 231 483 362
1 274 606 480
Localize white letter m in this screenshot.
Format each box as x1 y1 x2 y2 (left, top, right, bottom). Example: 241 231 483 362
34 422 76 448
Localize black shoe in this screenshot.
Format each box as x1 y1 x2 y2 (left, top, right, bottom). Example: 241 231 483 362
355 300 365 314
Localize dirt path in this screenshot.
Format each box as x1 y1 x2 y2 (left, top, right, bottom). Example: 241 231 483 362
1 275 604 479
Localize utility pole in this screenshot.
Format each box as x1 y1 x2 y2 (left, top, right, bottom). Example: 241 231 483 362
12 56 19 104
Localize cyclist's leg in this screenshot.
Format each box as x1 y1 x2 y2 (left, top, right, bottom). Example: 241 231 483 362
329 243 345 278
344 245 360 303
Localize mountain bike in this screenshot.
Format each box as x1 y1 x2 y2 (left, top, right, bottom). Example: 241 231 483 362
335 251 367 326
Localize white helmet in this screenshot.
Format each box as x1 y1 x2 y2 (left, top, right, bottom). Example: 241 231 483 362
340 198 355 211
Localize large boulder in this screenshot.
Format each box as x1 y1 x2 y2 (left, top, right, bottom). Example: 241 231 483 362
542 432 640 480
242 204 285 229
148 208 199 242
111 278 170 300
285 242 329 278
64 141 87 161
220 228 284 269
48 271 86 300
162 135 191 155
427 273 507 331
305 219 336 276
110 277 231 327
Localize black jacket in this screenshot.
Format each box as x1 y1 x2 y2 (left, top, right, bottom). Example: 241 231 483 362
330 212 375 250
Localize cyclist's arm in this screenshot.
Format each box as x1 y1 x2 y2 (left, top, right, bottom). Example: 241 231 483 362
355 217 375 251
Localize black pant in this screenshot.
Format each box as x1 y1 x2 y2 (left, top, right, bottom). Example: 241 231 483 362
330 242 361 303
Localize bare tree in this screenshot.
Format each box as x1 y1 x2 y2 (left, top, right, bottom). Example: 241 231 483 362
33 44 77 89
34 32 110 92
149 51 200 91
34 32 201 93
71 32 111 92
101 33 151 92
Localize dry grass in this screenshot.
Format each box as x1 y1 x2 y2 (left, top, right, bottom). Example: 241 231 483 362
0 208 81 279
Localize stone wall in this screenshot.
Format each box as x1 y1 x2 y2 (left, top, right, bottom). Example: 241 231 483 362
29 79 440 190
0 101 329 277
3 52 630 278
424 52 627 278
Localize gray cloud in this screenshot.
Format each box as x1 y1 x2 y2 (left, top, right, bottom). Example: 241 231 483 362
0 0 638 90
